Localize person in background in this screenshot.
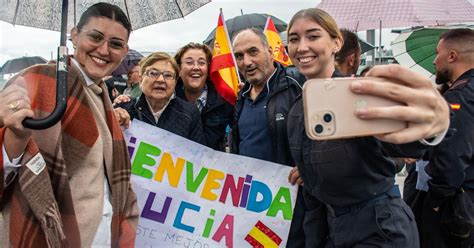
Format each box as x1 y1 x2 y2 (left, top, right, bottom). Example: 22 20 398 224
122 64 142 100
0 3 138 246
105 74 127 101
335 29 362 76
231 28 307 248
114 52 205 145
174 42 234 151
417 28 474 248
286 8 449 247
359 65 373 76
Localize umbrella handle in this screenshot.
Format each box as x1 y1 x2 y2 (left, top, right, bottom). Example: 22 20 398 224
23 46 68 130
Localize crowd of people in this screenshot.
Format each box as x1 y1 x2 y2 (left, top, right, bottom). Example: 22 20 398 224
0 2 472 248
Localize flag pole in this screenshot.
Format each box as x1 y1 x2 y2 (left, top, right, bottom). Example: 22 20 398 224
220 8 242 85
263 15 270 30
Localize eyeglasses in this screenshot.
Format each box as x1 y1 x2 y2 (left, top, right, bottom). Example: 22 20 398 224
182 58 207 67
80 29 127 52
144 69 176 81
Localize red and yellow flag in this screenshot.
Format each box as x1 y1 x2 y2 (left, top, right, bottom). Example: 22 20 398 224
264 16 292 67
450 103 461 110
210 10 240 105
245 220 282 248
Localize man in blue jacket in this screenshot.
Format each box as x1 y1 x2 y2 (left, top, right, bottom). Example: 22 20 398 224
231 28 307 248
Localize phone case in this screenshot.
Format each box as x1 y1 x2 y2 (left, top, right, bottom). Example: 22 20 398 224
303 77 407 140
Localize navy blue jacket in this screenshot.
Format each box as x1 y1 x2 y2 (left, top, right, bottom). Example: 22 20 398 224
230 63 305 166
287 70 427 207
426 68 474 207
230 63 307 248
117 94 205 145
175 79 233 151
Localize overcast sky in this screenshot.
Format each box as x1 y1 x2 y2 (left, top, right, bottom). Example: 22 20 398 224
1 0 473 66
0 0 318 65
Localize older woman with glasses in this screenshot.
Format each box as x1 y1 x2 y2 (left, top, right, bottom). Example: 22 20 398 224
114 52 205 144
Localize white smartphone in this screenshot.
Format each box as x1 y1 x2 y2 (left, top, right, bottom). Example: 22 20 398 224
303 77 407 140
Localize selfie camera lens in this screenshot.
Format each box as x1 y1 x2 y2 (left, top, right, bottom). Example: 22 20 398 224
315 124 324 134
323 113 332 123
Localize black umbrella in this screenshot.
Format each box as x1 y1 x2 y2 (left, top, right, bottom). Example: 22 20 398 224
112 49 144 76
0 56 48 75
203 13 287 47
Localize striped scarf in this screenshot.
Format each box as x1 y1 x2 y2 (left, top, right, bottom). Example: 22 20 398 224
0 61 138 247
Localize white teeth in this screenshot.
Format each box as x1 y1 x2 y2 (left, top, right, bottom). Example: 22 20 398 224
190 74 201 78
92 57 107 64
299 57 314 63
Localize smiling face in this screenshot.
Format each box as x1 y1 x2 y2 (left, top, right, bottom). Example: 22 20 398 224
232 30 275 87
287 17 341 79
179 48 209 93
71 16 129 82
141 60 177 104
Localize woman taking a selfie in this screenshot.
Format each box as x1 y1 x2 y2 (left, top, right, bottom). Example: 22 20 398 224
286 8 449 247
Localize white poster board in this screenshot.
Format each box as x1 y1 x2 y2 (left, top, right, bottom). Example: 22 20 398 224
124 120 297 248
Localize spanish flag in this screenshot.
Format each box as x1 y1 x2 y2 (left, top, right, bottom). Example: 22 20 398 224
245 220 282 247
450 103 461 110
210 9 241 105
264 16 292 67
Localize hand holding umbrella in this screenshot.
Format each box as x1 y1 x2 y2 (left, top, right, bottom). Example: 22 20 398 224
0 0 211 129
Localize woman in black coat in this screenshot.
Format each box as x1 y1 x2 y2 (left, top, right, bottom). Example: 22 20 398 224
174 42 234 151
115 52 205 145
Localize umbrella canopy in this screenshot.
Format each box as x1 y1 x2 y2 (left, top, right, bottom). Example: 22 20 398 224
112 49 144 76
316 0 474 31
0 56 48 75
0 0 211 32
391 25 474 81
203 13 287 47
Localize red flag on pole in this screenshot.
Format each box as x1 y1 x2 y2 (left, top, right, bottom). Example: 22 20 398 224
264 16 292 67
209 9 241 105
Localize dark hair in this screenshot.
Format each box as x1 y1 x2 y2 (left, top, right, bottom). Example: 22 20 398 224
174 42 213 68
139 52 179 76
288 8 342 42
232 27 270 48
439 28 474 53
359 65 373 76
77 2 132 37
336 29 360 64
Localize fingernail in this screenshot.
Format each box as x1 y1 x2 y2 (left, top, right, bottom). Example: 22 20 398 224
355 108 368 118
351 81 362 92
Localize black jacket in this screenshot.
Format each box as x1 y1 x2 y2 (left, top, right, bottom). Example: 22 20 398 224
426 68 474 207
230 63 306 248
287 70 427 207
117 94 205 145
175 79 233 151
230 63 305 166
